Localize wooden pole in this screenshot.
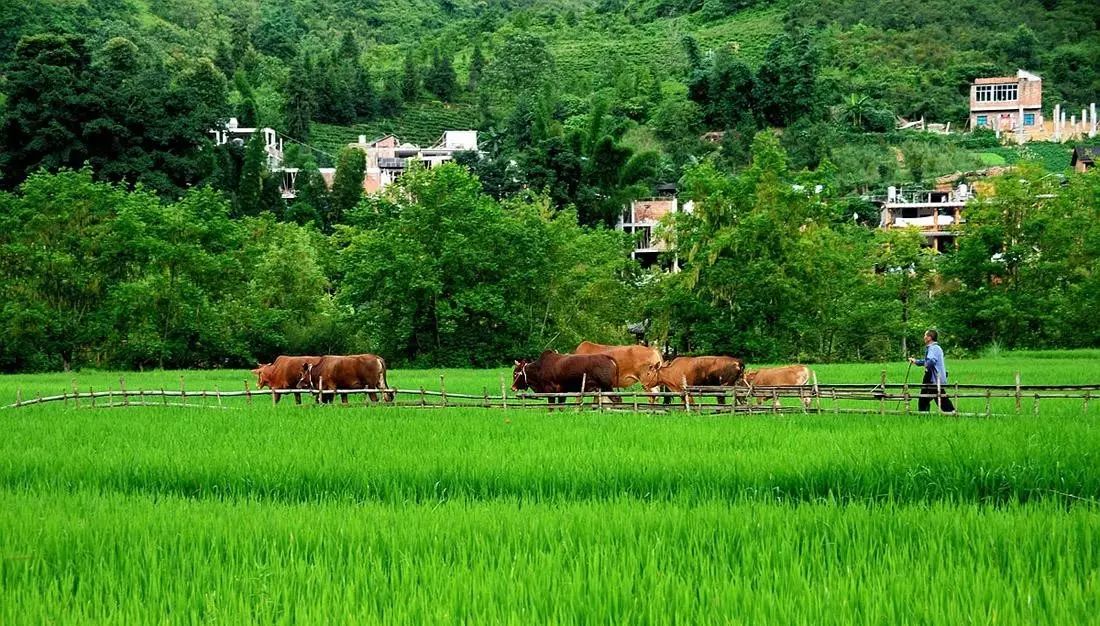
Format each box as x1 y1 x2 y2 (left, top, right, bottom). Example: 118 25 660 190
904 382 911 415
1085 390 1091 414
215 385 223 408
578 374 587 409
500 375 508 410
954 381 960 415
440 374 447 407
832 388 839 414
161 387 167 406
879 370 887 416
420 386 427 407
985 388 992 417
483 387 489 408
90 387 95 408
1032 393 1040 416
812 372 821 412
799 387 807 414
935 377 942 415
681 375 689 410
72 379 79 409
1014 372 1022 413
120 377 128 406
245 381 252 406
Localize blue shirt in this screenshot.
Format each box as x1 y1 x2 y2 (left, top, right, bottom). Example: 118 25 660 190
915 342 948 385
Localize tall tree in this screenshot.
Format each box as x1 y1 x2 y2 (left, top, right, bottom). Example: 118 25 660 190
401 49 420 101
237 133 266 216
467 41 485 91
284 57 313 142
754 34 818 127
425 48 458 101
329 147 366 228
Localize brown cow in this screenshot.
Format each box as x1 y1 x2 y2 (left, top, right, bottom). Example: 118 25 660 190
298 354 392 404
574 341 663 390
743 365 813 408
251 355 322 404
639 356 744 404
512 350 622 406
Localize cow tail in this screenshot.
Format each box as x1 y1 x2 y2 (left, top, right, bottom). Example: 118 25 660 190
380 357 394 402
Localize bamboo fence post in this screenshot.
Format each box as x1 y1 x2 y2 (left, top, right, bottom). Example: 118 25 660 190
500 375 508 410
72 379 79 409
108 386 114 407
985 388 992 417
954 382 960 415
832 388 839 414
483 387 489 408
420 386 427 407
597 388 603 413
215 385 223 408
904 382 911 415
1084 390 1091 414
90 387 95 408
36 391 42 406
161 387 167 406
771 390 779 414
440 374 447 407
632 390 639 413
879 370 887 416
63 388 69 408
681 375 689 410
1033 393 1040 416
140 388 146 405
799 387 807 414
812 372 821 413
1014 372 1022 413
245 381 252 406
578 374 587 410
120 377 128 406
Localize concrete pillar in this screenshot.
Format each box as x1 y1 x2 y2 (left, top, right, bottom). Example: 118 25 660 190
1054 104 1061 141
1091 103 1097 138
1018 104 1025 143
1072 115 1077 138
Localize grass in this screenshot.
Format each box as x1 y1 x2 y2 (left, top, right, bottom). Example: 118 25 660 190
1 350 1098 623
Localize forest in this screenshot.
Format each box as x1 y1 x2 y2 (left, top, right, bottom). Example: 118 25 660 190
1 0 1099 370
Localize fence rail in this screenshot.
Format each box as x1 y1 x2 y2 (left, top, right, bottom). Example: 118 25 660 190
4 371 1098 416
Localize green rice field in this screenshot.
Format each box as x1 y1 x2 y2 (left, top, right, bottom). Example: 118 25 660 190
2 351 1099 623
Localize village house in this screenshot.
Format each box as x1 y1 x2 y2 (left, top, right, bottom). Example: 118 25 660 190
208 120 478 198
617 184 692 270
874 178 976 252
969 70 1097 142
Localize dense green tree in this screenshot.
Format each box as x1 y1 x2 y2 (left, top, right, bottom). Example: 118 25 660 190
483 33 554 104
284 58 313 141
401 49 420 101
467 41 485 91
236 133 267 217
425 48 458 101
329 147 366 228
754 33 818 127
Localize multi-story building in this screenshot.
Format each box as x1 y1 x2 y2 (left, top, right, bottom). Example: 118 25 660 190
617 184 692 270
875 183 974 251
969 70 1044 141
348 130 479 193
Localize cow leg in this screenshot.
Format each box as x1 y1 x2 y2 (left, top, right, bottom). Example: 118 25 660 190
717 395 726 406
368 391 379 403
341 393 349 404
294 392 303 405
273 391 282 405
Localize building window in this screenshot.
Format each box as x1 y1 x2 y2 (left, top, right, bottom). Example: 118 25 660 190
974 83 1018 103
1024 113 1035 126
976 115 988 127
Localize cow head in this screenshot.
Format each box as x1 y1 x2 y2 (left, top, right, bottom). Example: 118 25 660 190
251 363 273 389
511 360 531 391
638 362 666 389
743 370 758 385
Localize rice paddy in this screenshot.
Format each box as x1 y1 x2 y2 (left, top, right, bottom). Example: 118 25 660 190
2 351 1098 623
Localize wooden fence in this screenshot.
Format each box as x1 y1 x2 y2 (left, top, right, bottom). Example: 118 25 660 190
4 371 1099 416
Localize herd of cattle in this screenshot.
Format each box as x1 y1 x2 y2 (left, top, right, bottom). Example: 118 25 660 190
252 341 812 406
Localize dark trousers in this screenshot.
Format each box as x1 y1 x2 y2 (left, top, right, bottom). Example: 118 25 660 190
918 370 955 413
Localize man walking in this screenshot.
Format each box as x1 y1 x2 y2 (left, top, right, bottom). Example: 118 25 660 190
909 329 956 413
